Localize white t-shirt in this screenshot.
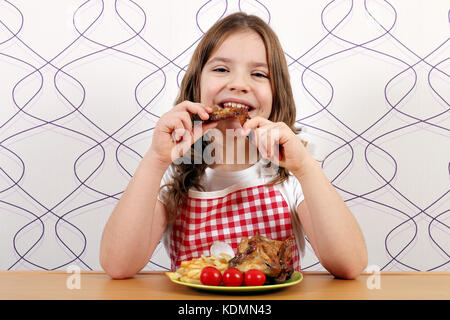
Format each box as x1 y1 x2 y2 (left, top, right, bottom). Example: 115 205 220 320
158 159 306 258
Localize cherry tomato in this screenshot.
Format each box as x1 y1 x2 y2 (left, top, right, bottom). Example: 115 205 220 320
244 269 266 286
200 266 222 286
222 267 244 287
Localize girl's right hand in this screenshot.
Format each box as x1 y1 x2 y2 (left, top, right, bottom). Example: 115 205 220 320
149 101 218 167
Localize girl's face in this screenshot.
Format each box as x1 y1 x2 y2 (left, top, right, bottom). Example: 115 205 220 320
200 29 273 131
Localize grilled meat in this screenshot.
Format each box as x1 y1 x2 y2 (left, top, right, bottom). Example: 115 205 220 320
274 235 295 282
228 234 295 283
207 106 250 126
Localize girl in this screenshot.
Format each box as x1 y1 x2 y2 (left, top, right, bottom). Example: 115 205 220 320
100 12 368 280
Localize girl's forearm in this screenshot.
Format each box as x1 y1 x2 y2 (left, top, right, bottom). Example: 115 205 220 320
293 155 368 279
100 151 169 278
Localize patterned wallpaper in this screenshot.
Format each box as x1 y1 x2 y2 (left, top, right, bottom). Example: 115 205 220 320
0 0 448 272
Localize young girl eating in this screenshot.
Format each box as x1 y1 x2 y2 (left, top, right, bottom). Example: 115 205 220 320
100 12 368 280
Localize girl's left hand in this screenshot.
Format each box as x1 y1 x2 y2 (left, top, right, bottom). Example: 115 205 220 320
242 117 309 173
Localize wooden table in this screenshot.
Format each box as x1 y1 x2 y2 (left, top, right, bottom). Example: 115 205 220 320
1 271 449 300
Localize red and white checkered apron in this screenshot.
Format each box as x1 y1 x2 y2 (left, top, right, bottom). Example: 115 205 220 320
168 183 301 271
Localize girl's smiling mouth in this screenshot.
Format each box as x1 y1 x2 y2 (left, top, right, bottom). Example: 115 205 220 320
216 100 255 112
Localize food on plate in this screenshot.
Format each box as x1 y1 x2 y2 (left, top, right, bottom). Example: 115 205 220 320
166 235 297 287
228 234 295 283
244 269 266 286
165 254 231 284
206 105 250 126
200 266 222 286
222 267 244 287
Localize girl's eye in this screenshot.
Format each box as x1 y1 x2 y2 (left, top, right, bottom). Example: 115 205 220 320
213 67 228 73
252 72 268 78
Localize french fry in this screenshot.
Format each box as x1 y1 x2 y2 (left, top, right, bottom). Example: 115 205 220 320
166 254 229 285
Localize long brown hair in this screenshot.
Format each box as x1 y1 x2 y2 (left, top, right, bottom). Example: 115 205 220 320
161 12 298 222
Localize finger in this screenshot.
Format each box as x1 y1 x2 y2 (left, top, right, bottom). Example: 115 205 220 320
175 111 193 133
265 125 281 159
258 128 271 158
251 125 281 161
248 127 266 158
172 127 187 143
176 101 213 120
186 104 211 121
174 121 219 161
171 133 193 161
242 116 272 131
169 118 188 142
250 125 273 147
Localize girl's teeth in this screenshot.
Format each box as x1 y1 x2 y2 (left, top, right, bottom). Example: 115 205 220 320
223 102 249 109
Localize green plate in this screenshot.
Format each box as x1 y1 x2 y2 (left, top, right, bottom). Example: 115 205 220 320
168 271 303 293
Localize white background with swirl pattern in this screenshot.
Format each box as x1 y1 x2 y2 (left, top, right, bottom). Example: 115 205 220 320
0 0 448 272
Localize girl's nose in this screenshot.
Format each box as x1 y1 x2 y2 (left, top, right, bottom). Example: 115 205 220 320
227 74 250 93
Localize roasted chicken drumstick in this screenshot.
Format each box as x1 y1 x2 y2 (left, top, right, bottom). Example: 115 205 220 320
228 234 295 283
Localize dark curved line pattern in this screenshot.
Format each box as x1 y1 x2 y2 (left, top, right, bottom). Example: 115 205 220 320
0 0 448 272
287 0 449 271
